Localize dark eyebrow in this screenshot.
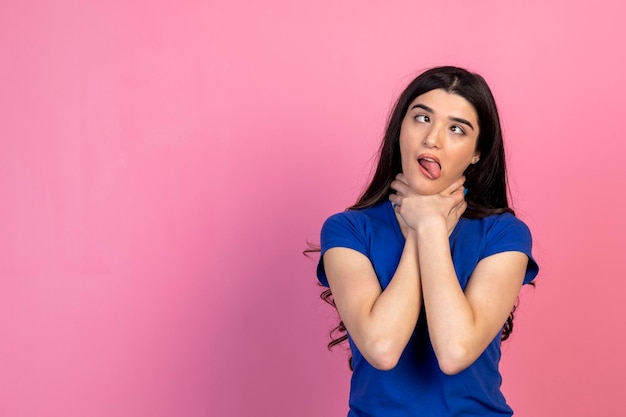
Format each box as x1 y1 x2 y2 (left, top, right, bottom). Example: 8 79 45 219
450 117 475 131
410 103 475 131
410 103 434 113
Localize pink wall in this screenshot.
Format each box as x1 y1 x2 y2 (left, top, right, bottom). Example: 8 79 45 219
1 1 624 415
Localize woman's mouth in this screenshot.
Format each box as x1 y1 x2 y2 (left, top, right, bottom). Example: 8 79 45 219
418 157 441 179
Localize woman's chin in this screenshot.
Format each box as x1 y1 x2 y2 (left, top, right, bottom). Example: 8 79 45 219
409 180 447 196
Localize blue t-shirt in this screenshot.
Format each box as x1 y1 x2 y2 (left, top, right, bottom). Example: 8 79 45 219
317 201 539 417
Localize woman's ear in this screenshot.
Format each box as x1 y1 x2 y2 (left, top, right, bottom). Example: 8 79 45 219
471 154 480 164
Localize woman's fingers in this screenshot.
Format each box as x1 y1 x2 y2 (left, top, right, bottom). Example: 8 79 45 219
389 192 402 208
443 176 466 196
390 179 410 196
395 173 409 184
446 199 467 235
452 199 467 216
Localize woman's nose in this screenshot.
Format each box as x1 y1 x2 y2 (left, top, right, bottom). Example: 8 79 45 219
422 126 443 148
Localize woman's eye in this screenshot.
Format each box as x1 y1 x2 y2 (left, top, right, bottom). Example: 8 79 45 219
451 125 466 135
415 114 429 123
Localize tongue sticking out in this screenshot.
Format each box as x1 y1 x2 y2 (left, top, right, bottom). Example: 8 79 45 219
418 158 441 179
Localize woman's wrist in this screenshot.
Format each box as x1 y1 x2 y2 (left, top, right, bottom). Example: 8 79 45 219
415 216 448 236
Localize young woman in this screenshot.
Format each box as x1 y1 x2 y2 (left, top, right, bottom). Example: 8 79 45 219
316 66 539 416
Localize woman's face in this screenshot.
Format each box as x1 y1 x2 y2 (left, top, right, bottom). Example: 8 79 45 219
399 88 480 195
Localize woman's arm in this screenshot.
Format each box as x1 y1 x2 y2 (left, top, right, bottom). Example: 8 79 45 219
390 174 528 375
323 230 422 371
416 218 527 375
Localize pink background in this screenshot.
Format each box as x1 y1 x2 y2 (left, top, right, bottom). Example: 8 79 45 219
1 1 624 416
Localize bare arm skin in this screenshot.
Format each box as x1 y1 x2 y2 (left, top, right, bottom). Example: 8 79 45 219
390 174 527 375
416 219 526 374
323 231 421 370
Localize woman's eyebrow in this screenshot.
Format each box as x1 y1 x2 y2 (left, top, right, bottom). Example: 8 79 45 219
450 117 475 131
410 103 434 113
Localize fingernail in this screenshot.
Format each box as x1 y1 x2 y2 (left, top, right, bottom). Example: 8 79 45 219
463 189 468 196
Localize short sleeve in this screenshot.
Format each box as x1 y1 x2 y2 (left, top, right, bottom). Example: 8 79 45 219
483 214 539 285
316 212 368 287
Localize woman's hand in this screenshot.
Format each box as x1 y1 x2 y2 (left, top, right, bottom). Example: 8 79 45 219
389 174 467 235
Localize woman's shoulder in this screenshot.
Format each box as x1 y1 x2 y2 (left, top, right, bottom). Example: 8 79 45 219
457 212 534 254
322 201 391 230
486 212 531 237
319 201 397 255
464 211 530 234
460 212 535 260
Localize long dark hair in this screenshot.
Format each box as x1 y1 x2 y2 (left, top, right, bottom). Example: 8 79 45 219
318 66 524 366
352 66 511 216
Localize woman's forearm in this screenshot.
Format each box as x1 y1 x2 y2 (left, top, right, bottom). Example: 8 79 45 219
415 218 478 374
415 217 527 375
362 230 423 369
326 231 423 371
